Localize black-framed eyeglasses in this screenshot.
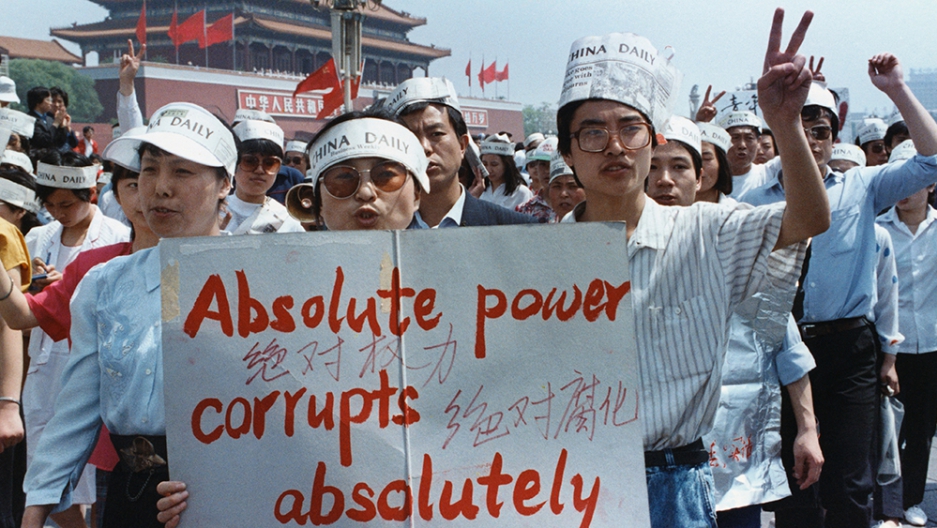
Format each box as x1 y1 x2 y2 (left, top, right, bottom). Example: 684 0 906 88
285 156 305 166
320 161 410 199
570 122 653 153
868 143 886 154
804 125 833 141
239 155 281 173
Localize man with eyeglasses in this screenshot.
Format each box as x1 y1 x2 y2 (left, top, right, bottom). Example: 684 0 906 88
283 140 309 176
742 54 937 528
557 10 829 527
856 118 889 166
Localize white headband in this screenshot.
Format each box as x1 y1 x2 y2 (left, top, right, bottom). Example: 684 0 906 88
889 140 917 163
662 116 701 157
234 120 285 150
528 137 558 162
857 119 887 145
307 118 429 193
285 140 308 154
384 77 461 116
831 144 866 167
480 135 515 157
558 32 683 132
524 132 545 149
697 122 731 153
1 150 33 175
549 150 574 183
0 178 36 212
718 111 762 132
233 108 276 124
0 108 35 138
36 162 97 189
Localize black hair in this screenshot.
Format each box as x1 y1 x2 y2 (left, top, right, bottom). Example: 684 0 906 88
34 149 94 204
398 101 468 138
26 87 50 113
761 129 777 154
49 87 69 108
801 105 839 142
884 121 910 150
82 125 94 134
0 168 40 234
89 154 103 165
238 138 284 161
109 165 139 200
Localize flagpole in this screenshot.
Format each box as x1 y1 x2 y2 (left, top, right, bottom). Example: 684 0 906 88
174 0 179 65
143 0 148 61
480 54 484 99
231 10 236 71
507 58 510 101
468 53 472 98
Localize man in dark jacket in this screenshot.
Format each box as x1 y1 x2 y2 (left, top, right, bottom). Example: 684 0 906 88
25 87 67 152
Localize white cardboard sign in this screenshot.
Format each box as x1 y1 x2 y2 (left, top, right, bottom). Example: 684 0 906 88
160 224 648 527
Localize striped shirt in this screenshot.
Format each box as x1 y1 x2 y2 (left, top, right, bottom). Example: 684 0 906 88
564 198 805 450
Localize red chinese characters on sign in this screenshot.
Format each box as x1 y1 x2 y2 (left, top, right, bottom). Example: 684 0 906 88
237 89 330 119
461 108 489 128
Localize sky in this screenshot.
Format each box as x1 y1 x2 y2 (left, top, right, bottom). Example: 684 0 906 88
4 0 937 119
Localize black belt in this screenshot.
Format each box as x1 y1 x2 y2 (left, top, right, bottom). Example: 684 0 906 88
644 438 708 467
798 316 868 339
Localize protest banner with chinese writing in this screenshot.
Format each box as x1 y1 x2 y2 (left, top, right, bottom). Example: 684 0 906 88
160 224 649 527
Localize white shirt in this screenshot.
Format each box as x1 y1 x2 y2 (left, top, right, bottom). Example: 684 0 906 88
730 158 780 201
480 183 533 211
872 224 903 353
414 184 467 229
877 206 937 354
563 199 803 449
224 194 304 235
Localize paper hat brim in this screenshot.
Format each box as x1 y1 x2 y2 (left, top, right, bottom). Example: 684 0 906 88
384 77 461 116
1 150 33 175
662 116 701 157
696 122 731 154
889 140 917 163
528 137 558 162
35 162 97 189
285 140 308 154
549 150 574 182
102 126 146 172
718 111 762 132
0 178 35 212
307 117 430 193
831 144 866 167
234 120 285 150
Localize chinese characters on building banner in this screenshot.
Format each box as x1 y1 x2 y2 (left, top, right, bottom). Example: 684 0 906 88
160 224 649 526
238 89 331 119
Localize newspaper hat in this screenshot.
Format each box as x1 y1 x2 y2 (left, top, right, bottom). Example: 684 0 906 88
886 110 904 127
528 137 558 162
514 149 527 170
831 144 866 167
718 111 761 132
0 77 18 104
233 119 284 150
857 119 887 145
285 140 308 154
697 122 731 153
480 134 516 157
0 108 35 138
103 103 238 177
306 117 429 193
558 32 683 132
661 116 701 157
36 162 97 189
233 108 276 125
889 139 917 163
1 149 33 175
101 126 146 172
0 125 9 159
97 171 113 186
549 149 574 183
804 81 836 114
0 178 36 213
384 77 461 116
524 132 545 150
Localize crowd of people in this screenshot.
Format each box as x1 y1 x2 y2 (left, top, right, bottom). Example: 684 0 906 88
0 6 933 528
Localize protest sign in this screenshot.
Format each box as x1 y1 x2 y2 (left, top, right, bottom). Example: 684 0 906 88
160 223 649 526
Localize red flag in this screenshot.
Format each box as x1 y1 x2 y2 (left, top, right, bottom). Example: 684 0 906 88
203 13 233 48
477 61 485 91
136 0 147 45
482 61 497 85
170 10 205 47
465 59 471 87
168 7 178 46
294 57 340 97
495 63 509 82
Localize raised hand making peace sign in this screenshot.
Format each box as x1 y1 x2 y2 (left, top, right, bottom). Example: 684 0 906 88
695 85 726 123
758 8 814 130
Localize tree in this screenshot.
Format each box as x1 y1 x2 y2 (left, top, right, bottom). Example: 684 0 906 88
8 59 104 122
523 102 557 137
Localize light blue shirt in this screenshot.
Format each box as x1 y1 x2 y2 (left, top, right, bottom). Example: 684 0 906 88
741 154 937 322
24 247 163 509
777 316 815 385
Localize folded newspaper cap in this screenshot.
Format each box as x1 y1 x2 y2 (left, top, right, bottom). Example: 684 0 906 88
0 124 9 158
307 117 429 193
718 111 761 132
524 132 545 150
0 77 18 104
285 140 308 154
549 149 574 183
529 137 558 162
886 110 904 127
104 103 238 177
480 134 516 157
831 144 866 167
662 116 701 157
1 149 33 175
97 171 113 186
514 149 527 169
0 108 35 138
697 122 731 153
0 178 36 213
804 81 836 114
384 77 461 116
36 162 97 189
101 126 146 172
233 108 276 125
233 119 284 149
857 118 887 145
558 32 683 132
889 139 917 163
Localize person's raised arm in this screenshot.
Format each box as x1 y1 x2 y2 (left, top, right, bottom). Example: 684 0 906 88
118 39 145 131
871 53 937 156
758 8 829 249
694 85 725 123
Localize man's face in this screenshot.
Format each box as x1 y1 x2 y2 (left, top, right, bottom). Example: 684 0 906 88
38 96 53 114
802 114 833 173
284 150 308 175
51 95 66 113
726 126 758 175
647 141 699 207
400 104 467 195
83 129 94 140
562 100 652 201
754 135 776 164
862 140 888 166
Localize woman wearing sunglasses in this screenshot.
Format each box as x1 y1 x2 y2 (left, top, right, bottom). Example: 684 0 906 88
224 119 304 234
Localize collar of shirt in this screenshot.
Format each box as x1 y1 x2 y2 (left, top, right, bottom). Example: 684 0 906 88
562 199 670 253
879 203 937 237
413 185 466 229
